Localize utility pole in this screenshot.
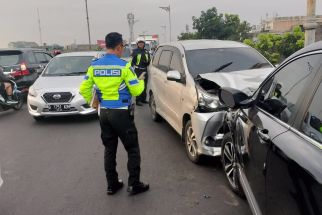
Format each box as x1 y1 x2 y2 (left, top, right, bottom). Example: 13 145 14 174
159 2 172 42
161 25 167 42
85 0 92 50
304 0 317 46
37 8 43 46
127 13 138 44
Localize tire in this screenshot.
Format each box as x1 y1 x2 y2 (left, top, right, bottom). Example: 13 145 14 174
221 133 244 197
13 94 23 110
184 120 200 163
149 93 162 122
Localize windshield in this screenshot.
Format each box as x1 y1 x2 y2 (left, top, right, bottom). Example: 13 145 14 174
185 47 272 78
43 56 94 76
0 51 22 66
131 44 137 50
145 43 151 51
122 47 131 58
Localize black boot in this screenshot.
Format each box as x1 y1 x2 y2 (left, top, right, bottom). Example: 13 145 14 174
127 182 149 195
136 101 143 106
107 179 124 195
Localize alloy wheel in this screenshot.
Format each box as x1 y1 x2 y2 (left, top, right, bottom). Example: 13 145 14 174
186 125 198 158
222 140 238 189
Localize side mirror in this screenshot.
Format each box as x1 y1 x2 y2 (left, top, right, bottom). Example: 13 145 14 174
219 87 255 109
167 70 182 82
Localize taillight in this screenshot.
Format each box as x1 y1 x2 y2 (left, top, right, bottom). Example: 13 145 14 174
11 62 30 77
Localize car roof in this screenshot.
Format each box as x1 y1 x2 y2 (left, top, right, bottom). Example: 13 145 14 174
56 51 104 58
0 48 46 52
284 41 322 61
160 40 248 51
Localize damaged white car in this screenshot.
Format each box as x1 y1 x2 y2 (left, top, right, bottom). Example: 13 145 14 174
148 40 274 163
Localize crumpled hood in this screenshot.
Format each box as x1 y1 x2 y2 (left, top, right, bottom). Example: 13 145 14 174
33 76 85 92
198 68 274 96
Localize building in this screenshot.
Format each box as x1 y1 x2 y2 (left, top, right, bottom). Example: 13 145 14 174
65 44 100 51
261 15 322 41
8 41 39 48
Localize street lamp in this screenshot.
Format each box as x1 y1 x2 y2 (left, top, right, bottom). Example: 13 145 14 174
159 4 172 42
161 25 167 42
85 0 92 50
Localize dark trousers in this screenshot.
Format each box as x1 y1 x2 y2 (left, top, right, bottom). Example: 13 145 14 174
99 108 141 186
135 68 148 102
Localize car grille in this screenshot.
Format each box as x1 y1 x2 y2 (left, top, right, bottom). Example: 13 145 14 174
42 92 73 103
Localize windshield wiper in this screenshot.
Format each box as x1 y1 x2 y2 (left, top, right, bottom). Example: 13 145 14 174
249 62 271 69
62 72 87 76
213 61 233 73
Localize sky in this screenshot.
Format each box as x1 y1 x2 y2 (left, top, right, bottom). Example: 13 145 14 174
0 0 321 48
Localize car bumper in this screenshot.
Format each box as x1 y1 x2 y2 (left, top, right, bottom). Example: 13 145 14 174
27 94 97 117
191 111 226 157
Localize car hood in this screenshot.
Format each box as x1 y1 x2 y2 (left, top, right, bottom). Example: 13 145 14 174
198 68 274 96
33 75 85 91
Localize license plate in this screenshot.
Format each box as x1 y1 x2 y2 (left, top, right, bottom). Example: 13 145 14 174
49 104 71 112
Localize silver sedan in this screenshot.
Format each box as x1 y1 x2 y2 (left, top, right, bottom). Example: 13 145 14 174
27 52 103 120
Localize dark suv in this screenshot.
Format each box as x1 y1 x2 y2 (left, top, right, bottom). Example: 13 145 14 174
0 49 53 93
220 41 322 215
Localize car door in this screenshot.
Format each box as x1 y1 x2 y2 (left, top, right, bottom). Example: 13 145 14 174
23 51 41 84
152 47 173 118
266 63 322 215
34 52 50 69
163 47 186 132
236 53 322 214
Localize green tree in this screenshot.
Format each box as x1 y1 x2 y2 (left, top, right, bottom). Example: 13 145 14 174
178 32 199 40
244 26 304 64
178 7 251 41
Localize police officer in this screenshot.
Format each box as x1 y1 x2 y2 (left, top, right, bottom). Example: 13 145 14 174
80 32 149 195
131 37 151 106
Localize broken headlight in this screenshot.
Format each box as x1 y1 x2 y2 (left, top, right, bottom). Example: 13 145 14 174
196 86 220 111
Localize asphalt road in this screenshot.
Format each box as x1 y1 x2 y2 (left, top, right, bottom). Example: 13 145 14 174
0 105 250 215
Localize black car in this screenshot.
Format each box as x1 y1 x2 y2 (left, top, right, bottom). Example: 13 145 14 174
219 41 322 215
0 48 53 93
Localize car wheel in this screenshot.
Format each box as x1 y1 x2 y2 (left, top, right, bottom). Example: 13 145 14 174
149 93 162 122
13 94 23 110
221 133 244 197
184 120 200 163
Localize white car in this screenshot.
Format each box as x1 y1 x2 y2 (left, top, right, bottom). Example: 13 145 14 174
148 40 274 163
27 52 104 120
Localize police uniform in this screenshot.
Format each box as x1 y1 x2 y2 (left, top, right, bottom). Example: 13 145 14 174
80 54 144 187
131 48 151 103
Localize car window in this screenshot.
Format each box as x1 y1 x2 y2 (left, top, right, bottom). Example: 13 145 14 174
26 52 37 64
34 52 48 64
185 47 272 78
44 53 53 62
152 47 162 66
158 50 172 72
301 81 322 144
0 51 22 66
43 56 94 76
170 52 183 73
257 54 322 125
